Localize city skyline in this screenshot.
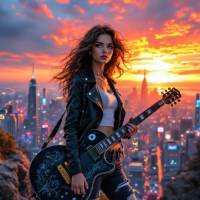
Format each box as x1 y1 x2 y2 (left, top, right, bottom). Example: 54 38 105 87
0 0 200 95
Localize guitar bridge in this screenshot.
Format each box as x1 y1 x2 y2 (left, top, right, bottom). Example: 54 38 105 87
57 164 71 184
86 145 100 162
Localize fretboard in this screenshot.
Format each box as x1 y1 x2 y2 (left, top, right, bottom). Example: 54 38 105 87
95 99 165 154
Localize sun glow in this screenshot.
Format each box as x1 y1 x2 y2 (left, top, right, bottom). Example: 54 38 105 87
146 71 178 83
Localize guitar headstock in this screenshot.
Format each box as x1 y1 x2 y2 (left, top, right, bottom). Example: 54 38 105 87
161 87 181 107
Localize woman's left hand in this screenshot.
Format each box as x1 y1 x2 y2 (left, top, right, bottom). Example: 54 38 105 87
125 117 139 137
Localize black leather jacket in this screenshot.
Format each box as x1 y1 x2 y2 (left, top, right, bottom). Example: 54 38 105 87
63 67 130 176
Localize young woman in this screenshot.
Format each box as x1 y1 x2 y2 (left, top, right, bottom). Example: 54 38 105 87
52 23 139 200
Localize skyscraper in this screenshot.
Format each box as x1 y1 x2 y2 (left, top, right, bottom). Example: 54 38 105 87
141 69 148 109
7 114 17 137
28 63 38 130
195 93 200 129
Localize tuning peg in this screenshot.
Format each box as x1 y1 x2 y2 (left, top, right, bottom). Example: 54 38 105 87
165 90 167 92
174 97 176 100
177 99 180 102
174 102 177 105
176 95 179 98
168 87 171 90
161 91 164 94
171 104 173 107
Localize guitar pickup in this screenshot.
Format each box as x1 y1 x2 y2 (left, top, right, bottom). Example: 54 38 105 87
86 145 100 162
57 164 71 184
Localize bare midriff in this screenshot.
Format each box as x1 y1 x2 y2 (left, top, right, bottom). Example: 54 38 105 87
98 126 120 151
95 74 120 151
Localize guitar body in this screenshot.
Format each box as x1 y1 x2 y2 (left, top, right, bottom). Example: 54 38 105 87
29 87 182 200
29 129 115 200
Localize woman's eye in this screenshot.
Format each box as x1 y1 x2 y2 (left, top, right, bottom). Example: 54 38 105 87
95 45 113 48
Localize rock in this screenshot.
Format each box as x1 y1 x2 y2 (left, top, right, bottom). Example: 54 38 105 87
0 149 32 200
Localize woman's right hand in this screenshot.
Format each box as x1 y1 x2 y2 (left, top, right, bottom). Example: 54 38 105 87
71 173 89 195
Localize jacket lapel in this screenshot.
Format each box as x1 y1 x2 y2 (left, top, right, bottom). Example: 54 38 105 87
84 68 103 111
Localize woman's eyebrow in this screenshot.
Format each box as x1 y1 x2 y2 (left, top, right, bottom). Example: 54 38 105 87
96 42 113 45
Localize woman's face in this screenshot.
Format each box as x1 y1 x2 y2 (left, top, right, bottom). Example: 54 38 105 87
89 34 114 64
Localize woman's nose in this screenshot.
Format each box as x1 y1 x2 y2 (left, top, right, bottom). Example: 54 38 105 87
103 48 108 53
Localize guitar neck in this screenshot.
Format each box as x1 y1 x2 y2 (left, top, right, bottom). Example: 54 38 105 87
95 99 165 154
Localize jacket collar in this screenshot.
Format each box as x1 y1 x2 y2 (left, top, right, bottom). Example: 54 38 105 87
83 67 117 85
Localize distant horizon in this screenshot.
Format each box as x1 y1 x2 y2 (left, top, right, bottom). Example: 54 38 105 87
1 80 199 97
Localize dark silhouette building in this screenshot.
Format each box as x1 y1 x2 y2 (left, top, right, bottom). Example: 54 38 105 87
28 63 38 130
140 69 148 110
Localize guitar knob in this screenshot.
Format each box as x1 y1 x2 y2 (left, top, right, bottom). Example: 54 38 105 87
171 104 173 107
177 99 180 102
174 102 177 105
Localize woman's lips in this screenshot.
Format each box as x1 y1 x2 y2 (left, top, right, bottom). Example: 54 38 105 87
101 56 108 59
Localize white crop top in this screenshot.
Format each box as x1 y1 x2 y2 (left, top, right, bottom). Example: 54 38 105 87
98 85 118 127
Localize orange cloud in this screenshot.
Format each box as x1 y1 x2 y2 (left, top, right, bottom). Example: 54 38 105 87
176 7 191 19
74 5 85 14
155 20 193 39
30 4 54 19
55 0 70 3
0 52 24 58
11 5 16 9
190 12 200 22
115 15 124 23
50 34 68 46
110 3 126 13
122 0 148 10
24 53 50 59
88 0 112 5
94 15 104 20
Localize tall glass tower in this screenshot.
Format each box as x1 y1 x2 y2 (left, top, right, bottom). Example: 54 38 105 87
195 93 200 129
28 63 38 130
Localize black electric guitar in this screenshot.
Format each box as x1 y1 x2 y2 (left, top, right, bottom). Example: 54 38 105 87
29 87 181 200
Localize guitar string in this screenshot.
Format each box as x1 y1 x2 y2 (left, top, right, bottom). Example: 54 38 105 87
77 126 128 164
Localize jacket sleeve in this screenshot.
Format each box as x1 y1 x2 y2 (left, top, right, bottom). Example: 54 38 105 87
63 74 83 176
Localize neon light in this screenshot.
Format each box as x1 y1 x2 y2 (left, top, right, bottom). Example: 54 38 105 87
167 144 177 150
42 98 46 105
196 99 200 108
157 127 164 133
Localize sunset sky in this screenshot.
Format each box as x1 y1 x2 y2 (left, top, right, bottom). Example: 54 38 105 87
0 0 200 95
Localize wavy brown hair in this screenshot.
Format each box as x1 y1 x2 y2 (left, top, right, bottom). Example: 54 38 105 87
51 23 132 104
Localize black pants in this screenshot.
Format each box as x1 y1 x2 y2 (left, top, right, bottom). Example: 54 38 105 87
88 148 137 200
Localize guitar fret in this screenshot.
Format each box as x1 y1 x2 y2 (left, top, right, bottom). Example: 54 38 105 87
115 131 121 138
97 144 103 152
103 141 108 148
107 138 112 145
151 105 157 112
147 108 152 115
121 127 126 134
95 144 100 152
133 119 138 125
111 135 116 142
